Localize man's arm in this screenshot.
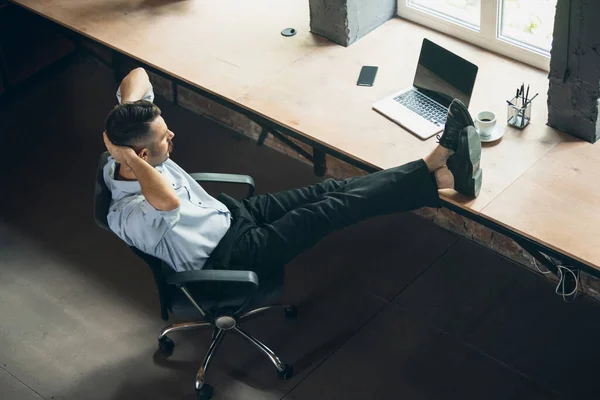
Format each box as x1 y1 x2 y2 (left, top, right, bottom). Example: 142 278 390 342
119 67 152 103
103 133 180 211
124 153 180 211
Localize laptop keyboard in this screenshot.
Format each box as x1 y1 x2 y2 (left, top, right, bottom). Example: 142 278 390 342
393 90 447 127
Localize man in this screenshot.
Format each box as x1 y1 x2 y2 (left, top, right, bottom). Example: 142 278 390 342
103 68 482 275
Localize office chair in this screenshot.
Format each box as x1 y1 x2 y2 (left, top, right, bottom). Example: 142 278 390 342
94 152 296 400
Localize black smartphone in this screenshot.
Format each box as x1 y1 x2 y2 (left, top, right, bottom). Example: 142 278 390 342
357 66 378 87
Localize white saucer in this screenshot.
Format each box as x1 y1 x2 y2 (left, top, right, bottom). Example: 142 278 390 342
477 123 505 143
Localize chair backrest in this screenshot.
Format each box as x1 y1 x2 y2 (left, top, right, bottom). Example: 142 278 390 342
93 152 112 231
93 152 173 321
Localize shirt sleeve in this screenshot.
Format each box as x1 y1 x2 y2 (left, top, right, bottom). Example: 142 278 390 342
116 84 155 104
107 195 180 252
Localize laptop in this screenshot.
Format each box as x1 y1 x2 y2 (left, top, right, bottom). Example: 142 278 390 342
373 38 479 140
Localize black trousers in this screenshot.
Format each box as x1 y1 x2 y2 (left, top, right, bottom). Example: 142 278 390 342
207 159 440 277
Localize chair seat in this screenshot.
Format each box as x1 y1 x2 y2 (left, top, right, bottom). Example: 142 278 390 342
169 268 284 320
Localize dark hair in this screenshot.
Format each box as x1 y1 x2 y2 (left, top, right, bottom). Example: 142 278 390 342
105 100 161 148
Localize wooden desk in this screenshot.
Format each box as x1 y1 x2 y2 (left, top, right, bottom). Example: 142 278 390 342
14 0 325 100
11 0 600 272
239 19 566 213
482 139 600 268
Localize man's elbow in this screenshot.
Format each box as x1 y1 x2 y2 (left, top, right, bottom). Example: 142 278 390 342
151 196 180 212
122 68 150 87
129 67 149 81
161 196 180 211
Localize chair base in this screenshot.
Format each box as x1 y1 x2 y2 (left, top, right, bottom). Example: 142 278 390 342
159 321 212 339
157 303 297 399
241 304 297 320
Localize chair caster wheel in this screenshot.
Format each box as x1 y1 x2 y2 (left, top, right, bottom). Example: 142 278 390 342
158 335 174 355
284 306 298 320
277 364 294 380
196 384 214 400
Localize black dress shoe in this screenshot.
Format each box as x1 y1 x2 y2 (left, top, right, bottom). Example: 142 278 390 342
437 99 475 152
447 126 482 197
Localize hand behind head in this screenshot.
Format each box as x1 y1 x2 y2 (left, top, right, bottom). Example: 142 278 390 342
103 132 137 165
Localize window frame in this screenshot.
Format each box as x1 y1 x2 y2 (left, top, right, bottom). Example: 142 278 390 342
397 0 552 71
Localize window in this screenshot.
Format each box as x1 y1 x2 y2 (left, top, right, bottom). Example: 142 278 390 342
498 0 556 54
398 0 558 70
407 0 481 29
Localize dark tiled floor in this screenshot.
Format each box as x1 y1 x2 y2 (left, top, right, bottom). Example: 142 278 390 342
1 54 599 400
391 239 520 336
284 305 562 400
0 367 44 400
464 271 600 399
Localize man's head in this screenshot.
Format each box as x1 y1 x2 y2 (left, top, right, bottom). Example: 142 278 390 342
105 100 174 166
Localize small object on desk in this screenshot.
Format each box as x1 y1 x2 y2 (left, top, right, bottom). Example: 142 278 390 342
475 110 504 142
507 92 534 129
479 122 505 143
281 28 297 37
357 65 378 87
525 92 539 106
525 84 530 104
521 83 525 103
475 110 496 138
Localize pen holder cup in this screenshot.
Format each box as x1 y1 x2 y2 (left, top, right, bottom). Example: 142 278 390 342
507 95 531 129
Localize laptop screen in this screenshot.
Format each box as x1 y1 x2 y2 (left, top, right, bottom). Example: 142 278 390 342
412 39 478 108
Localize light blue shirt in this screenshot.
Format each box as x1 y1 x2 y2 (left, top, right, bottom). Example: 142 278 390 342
104 85 231 271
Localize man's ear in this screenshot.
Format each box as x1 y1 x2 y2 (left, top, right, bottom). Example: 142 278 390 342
138 148 150 160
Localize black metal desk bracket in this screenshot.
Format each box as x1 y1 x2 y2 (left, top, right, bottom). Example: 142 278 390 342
257 128 327 177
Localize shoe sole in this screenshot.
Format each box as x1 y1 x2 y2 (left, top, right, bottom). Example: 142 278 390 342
457 101 480 197
469 128 482 197
449 126 482 197
465 126 482 197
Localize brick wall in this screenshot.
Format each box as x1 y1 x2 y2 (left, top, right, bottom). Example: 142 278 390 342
547 0 600 143
309 0 396 46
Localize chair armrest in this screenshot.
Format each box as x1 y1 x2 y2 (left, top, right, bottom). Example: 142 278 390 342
189 173 255 198
166 269 258 288
167 270 260 312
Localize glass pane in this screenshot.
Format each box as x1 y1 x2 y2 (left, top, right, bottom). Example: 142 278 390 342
408 0 481 29
500 0 558 54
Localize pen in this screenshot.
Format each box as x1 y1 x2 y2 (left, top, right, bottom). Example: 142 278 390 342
525 93 539 106
521 83 524 104
525 84 530 104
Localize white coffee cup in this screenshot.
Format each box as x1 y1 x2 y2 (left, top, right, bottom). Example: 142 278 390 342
475 111 496 137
